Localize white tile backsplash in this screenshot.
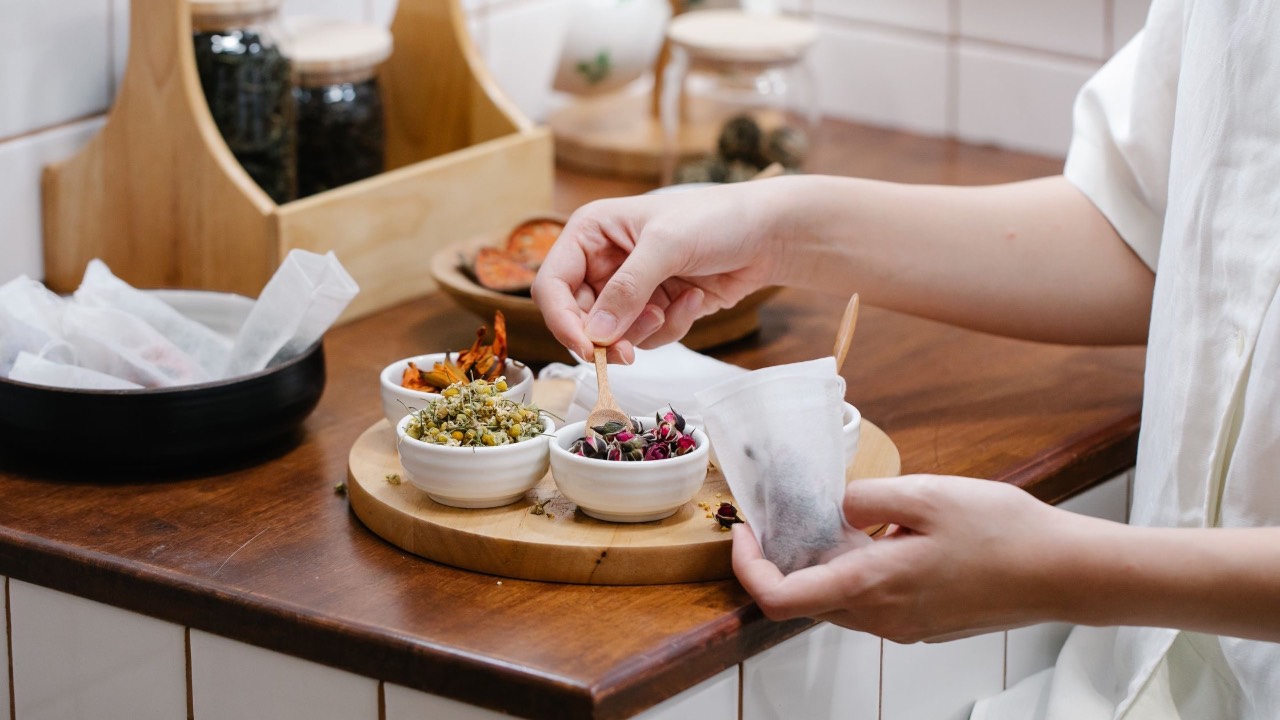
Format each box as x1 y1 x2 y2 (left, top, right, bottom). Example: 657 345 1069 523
189 629 379 720
814 0 950 35
882 632 1004 720
1112 0 1152 54
956 41 1098 157
811 22 950 136
8 581 186 720
0 117 105 285
0 0 112 140
958 0 1107 60
743 623 879 720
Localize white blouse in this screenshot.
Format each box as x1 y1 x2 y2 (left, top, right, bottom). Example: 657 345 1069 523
975 0 1280 717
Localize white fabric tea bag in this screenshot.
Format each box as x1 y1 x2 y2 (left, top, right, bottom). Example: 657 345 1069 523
0 275 75 376
62 304 211 387
696 357 869 574
9 352 143 390
538 343 748 424
74 260 233 377
224 250 359 377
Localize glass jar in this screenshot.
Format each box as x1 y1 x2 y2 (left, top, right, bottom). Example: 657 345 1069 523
660 10 819 185
286 19 393 198
191 0 296 204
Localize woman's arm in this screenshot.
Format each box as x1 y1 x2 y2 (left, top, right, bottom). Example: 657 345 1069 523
732 476 1280 644
533 174 1154 363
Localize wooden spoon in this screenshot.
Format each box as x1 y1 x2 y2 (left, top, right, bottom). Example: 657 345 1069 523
587 346 633 435
833 293 860 372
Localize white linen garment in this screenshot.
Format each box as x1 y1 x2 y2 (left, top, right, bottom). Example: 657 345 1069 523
974 0 1280 717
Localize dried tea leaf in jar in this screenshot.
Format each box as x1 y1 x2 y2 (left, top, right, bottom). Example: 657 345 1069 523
191 0 296 204
285 18 392 198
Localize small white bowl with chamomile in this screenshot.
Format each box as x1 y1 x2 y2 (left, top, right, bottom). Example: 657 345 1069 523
395 378 554 508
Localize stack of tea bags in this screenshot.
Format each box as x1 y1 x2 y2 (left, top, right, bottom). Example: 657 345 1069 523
0 250 358 390
696 357 870 574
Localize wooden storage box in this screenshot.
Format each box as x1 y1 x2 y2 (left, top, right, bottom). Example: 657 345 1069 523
42 0 553 321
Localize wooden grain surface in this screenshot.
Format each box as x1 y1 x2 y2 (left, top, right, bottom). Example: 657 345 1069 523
0 121 1145 720
347 380 901 585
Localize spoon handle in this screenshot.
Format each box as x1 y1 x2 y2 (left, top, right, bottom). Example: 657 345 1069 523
833 293 860 373
593 346 618 409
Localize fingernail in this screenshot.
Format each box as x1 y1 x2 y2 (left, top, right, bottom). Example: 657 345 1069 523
585 311 617 343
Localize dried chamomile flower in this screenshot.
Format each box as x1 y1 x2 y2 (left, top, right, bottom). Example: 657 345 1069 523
403 377 544 448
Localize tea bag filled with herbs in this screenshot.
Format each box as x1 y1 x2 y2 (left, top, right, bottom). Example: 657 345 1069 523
695 357 868 574
191 0 295 204
286 18 392 198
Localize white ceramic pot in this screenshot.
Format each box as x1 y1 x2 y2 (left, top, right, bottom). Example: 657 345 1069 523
395 414 554 509
553 0 672 95
549 419 710 522
379 353 534 428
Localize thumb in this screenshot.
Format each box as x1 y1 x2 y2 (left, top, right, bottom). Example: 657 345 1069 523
584 249 675 345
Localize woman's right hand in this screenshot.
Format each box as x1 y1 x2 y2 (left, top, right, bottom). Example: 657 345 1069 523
531 181 786 364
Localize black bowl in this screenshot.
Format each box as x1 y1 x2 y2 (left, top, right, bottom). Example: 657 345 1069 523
0 291 326 477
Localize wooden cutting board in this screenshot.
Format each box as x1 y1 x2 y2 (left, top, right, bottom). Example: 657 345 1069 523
347 380 901 584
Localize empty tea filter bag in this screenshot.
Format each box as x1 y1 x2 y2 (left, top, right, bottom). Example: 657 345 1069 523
696 357 869 574
224 250 359 377
74 260 232 377
62 304 212 387
9 352 142 390
0 275 75 376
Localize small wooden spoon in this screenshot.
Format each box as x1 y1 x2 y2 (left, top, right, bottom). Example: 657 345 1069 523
833 293 860 372
587 346 633 435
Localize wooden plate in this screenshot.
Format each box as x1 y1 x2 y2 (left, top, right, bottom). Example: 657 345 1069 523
347 382 901 585
430 233 780 364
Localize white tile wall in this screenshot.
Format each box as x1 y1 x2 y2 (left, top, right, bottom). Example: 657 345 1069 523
189 629 379 720
8 580 186 720
814 0 949 35
0 0 112 140
958 0 1107 60
635 666 739 720
882 632 1004 720
0 118 105 284
810 23 950 136
0 578 8 720
743 623 879 720
955 41 1099 157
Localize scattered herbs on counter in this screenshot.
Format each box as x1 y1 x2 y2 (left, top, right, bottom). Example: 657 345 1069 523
570 409 698 462
334 481 347 495
403 378 544 447
193 28 296 204
294 77 384 198
384 473 401 485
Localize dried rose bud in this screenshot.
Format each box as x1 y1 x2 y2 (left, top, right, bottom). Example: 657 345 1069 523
615 430 636 444
607 445 623 462
676 435 697 455
593 421 627 438
715 502 743 528
644 443 670 461
661 409 687 432
650 423 678 443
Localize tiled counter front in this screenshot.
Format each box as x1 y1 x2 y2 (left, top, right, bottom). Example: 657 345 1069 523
0 472 1129 720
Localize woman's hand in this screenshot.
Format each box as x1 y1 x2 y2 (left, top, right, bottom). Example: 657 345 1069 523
531 183 784 364
732 475 1083 643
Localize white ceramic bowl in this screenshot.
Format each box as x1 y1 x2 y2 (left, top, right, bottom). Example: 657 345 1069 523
842 401 862 467
395 414 554 508
549 419 710 523
379 353 534 427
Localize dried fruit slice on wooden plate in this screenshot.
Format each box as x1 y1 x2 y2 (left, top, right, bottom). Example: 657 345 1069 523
473 247 537 294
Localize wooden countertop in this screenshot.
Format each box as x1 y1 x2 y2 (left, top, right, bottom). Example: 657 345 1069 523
0 121 1144 719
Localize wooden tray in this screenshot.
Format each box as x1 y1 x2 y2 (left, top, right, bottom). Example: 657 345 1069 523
347 383 901 584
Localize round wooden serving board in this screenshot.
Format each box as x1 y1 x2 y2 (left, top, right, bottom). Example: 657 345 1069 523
348 388 900 585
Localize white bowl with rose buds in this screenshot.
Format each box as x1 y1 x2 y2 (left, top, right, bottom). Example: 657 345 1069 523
394 383 553 508
379 352 534 428
549 411 710 523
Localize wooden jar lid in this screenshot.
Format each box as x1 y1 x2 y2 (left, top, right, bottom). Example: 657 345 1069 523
284 18 394 85
667 10 817 64
190 0 281 23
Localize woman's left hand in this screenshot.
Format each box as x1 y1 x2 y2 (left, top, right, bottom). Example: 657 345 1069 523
732 474 1083 643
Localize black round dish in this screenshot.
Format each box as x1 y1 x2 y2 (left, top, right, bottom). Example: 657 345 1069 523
0 341 325 477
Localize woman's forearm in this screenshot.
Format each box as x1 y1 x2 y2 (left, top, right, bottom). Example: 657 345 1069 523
1046 516 1280 642
756 174 1156 345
